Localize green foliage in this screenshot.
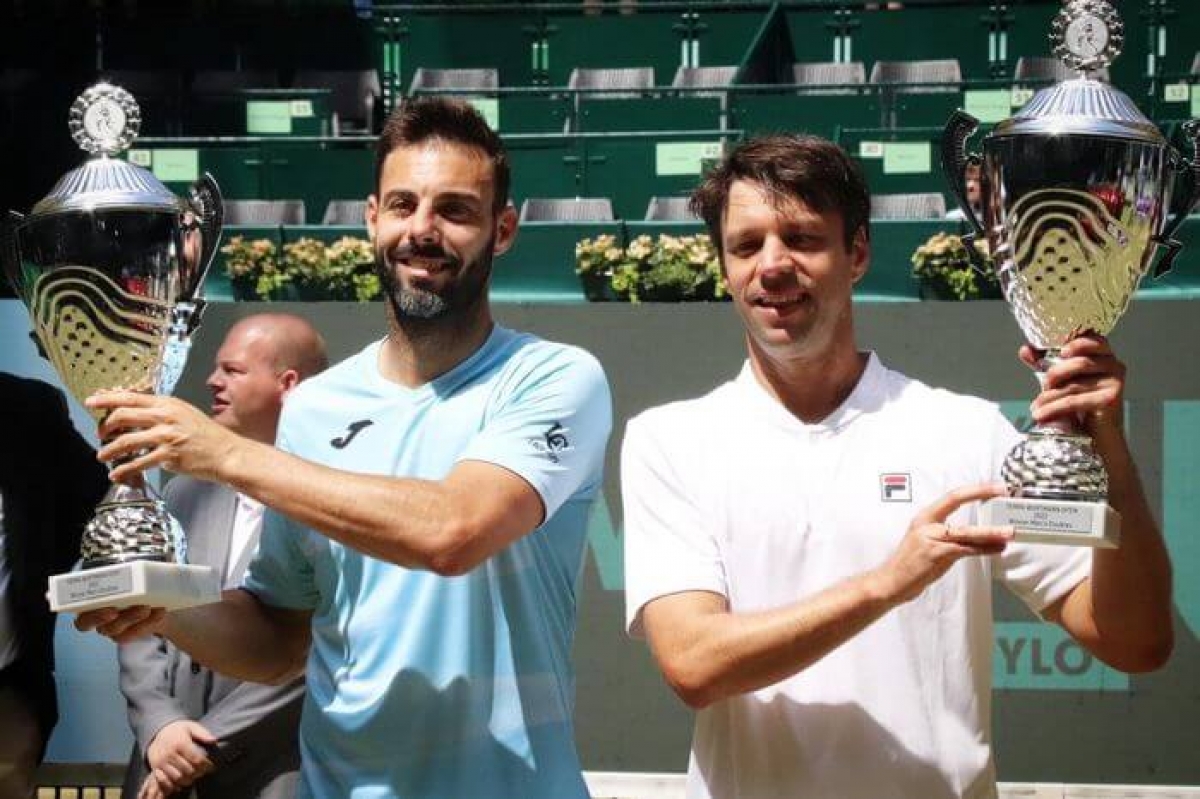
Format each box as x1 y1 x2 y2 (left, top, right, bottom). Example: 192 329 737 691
222 236 380 302
910 231 999 301
576 233 727 303
222 236 289 300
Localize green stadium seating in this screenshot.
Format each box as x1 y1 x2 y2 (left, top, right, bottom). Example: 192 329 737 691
729 91 882 141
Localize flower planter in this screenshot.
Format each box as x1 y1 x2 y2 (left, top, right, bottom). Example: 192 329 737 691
577 232 727 303
579 271 617 302
222 236 380 302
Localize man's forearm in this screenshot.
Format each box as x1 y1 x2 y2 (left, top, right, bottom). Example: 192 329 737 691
163 589 311 685
650 571 897 708
215 439 496 573
714 574 895 699
1086 428 1174 668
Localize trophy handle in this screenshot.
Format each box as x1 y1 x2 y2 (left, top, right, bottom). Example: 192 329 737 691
1152 119 1200 278
182 172 225 328
941 110 987 269
154 174 223 394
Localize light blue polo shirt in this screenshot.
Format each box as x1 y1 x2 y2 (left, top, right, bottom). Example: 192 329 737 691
243 325 612 799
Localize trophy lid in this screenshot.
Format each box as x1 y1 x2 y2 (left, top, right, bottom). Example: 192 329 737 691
28 83 181 219
992 0 1163 144
994 78 1164 143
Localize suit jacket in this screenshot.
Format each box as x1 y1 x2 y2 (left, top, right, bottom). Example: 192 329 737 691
118 475 304 799
0 372 108 757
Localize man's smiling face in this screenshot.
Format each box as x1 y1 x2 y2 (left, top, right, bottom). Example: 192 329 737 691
720 179 868 358
367 140 512 320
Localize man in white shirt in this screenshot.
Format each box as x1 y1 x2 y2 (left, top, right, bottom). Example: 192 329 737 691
946 160 983 223
621 134 1174 799
118 314 327 799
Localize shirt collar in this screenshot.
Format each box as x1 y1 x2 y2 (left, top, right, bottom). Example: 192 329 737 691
734 351 886 434
236 493 264 514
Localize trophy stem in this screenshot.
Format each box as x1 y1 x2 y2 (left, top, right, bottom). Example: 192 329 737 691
1029 348 1083 437
80 478 179 568
1001 346 1108 502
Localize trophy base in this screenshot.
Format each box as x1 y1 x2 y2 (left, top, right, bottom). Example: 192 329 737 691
48 561 221 614
981 496 1120 548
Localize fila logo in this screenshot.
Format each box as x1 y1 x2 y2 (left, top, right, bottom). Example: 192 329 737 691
331 419 374 449
880 473 912 502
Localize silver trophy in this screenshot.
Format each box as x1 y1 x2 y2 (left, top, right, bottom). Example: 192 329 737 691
1 83 223 610
942 0 1199 547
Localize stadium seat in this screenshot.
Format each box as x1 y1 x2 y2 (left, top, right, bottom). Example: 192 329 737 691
568 67 654 99
519 198 615 222
224 199 307 225
576 66 728 132
294 69 381 133
870 193 947 220
869 59 962 93
645 196 697 221
870 59 962 129
792 62 867 95
321 199 368 226
671 65 738 96
408 68 499 97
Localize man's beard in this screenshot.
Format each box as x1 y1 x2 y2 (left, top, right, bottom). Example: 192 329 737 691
375 235 494 321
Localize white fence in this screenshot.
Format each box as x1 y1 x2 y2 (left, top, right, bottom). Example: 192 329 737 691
584 773 1200 799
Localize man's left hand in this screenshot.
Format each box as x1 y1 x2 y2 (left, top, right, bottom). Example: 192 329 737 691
1021 334 1125 437
85 392 240 484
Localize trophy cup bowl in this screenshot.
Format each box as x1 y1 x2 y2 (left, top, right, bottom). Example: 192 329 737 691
0 83 223 611
941 0 1200 547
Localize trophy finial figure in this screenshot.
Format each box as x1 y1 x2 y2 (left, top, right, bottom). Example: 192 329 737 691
1050 0 1124 75
69 82 142 157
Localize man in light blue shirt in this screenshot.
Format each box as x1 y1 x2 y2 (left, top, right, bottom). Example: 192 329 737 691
79 97 612 799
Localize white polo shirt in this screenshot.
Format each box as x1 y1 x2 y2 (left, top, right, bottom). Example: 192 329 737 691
622 354 1090 799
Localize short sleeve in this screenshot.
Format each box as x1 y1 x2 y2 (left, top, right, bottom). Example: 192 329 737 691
458 346 612 521
240 427 321 610
621 415 727 638
982 408 1091 613
241 508 320 610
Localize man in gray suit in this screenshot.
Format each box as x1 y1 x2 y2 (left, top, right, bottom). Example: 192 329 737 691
119 314 327 799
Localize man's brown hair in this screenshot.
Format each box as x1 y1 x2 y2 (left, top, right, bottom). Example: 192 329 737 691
690 135 870 251
374 96 511 214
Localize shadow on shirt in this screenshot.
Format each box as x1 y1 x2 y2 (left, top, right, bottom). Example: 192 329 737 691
693 696 972 799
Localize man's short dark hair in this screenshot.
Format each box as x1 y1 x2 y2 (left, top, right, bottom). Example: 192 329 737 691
374 97 511 214
690 135 870 251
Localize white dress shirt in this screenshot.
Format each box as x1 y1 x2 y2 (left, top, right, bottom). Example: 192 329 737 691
226 493 265 588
